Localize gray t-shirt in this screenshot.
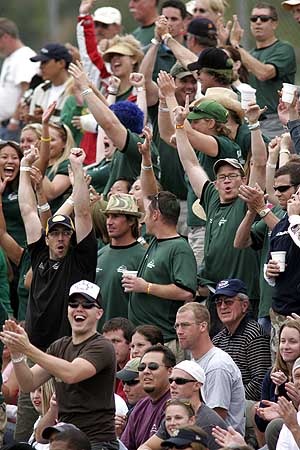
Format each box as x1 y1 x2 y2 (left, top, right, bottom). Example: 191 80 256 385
193 347 246 435
157 403 226 450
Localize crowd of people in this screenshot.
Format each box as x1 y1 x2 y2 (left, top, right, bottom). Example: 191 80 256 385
1 0 300 449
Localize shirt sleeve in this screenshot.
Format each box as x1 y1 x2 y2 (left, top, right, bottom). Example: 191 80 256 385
204 368 232 410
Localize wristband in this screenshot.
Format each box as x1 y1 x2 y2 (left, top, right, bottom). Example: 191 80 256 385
41 136 51 142
279 149 290 155
11 354 26 364
248 121 260 131
136 86 146 92
151 37 161 46
37 203 50 212
267 162 277 169
175 123 185 129
141 164 153 170
159 106 169 113
147 283 152 295
66 197 74 206
161 33 172 45
107 88 118 96
81 88 93 97
20 166 31 172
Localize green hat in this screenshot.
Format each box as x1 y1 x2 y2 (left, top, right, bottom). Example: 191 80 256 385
170 62 193 80
105 194 142 217
116 357 141 381
188 99 228 123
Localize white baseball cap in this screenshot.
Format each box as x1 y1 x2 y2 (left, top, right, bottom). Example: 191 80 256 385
93 7 122 25
69 280 101 305
282 0 300 9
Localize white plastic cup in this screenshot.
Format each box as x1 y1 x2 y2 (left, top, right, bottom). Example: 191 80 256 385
282 83 297 104
122 270 138 292
240 87 256 110
271 251 286 272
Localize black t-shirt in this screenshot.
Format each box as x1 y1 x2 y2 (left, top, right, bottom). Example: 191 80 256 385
26 230 97 350
48 333 116 443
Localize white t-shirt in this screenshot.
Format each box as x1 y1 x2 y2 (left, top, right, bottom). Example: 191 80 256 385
0 46 38 121
276 410 300 450
193 346 246 435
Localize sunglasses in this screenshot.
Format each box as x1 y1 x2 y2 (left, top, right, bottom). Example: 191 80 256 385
68 301 100 309
169 377 195 385
123 379 140 386
250 15 274 22
214 298 237 307
138 362 165 372
273 184 296 193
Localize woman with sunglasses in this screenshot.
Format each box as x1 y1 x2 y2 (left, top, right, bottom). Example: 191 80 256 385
254 319 300 447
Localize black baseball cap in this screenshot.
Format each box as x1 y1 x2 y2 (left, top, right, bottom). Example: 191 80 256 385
187 18 217 38
187 47 233 72
45 214 75 235
30 43 72 64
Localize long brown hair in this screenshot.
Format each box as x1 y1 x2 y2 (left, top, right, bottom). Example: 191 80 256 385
274 320 300 377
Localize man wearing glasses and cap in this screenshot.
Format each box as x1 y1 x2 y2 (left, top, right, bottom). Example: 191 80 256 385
230 3 296 139
139 360 226 450
1 279 117 450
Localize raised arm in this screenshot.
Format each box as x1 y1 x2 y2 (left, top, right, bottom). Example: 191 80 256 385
139 127 158 199
138 29 160 107
69 148 93 243
69 61 128 150
34 101 57 176
129 73 148 126
173 98 209 199
18 147 43 245
266 137 280 205
156 15 197 69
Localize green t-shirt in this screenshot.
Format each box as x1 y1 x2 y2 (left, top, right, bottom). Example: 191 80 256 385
103 130 160 196
132 24 155 47
96 241 146 331
199 182 260 301
128 236 197 342
46 159 71 213
187 135 242 227
87 159 111 194
250 206 285 318
2 184 26 247
249 40 296 114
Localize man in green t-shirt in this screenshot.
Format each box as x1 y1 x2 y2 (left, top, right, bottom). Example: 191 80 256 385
96 193 146 330
129 0 159 46
230 3 296 139
124 191 197 354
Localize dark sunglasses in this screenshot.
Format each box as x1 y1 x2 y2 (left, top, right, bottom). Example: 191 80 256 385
169 377 195 385
68 301 100 309
124 379 140 386
250 15 275 22
215 298 237 307
138 362 164 372
273 184 296 193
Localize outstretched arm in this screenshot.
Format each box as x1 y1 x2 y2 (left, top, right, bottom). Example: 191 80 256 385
173 97 209 199
18 147 43 245
69 61 128 150
139 127 158 199
69 148 93 243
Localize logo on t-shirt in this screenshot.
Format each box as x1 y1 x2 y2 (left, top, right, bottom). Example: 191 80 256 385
218 218 227 226
147 260 155 269
8 192 18 201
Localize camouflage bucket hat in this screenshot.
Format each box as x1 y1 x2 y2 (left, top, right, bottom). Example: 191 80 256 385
105 194 142 217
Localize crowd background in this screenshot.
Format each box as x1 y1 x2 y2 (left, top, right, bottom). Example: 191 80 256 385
1 0 300 82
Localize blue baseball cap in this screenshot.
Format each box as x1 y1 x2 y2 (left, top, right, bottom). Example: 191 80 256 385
212 278 247 299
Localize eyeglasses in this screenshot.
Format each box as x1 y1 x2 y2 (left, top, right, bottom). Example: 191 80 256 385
48 229 73 237
193 7 207 13
68 301 100 309
216 173 241 182
174 321 200 330
123 379 140 386
273 184 296 193
138 362 165 372
214 297 239 307
168 377 195 385
250 15 275 22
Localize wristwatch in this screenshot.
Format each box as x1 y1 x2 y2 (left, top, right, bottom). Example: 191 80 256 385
258 208 270 218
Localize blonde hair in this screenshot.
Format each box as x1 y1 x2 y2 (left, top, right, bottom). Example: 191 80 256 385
21 123 43 141
105 34 144 69
48 122 74 177
205 0 228 15
177 303 211 329
41 378 55 416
